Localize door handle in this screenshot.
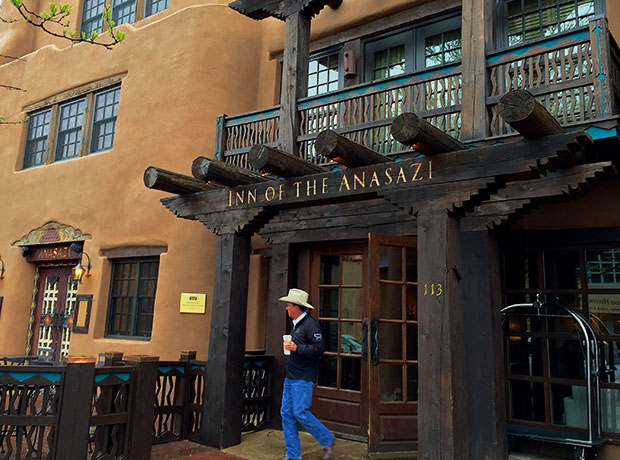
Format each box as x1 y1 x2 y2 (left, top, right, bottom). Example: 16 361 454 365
370 317 379 366
362 318 368 361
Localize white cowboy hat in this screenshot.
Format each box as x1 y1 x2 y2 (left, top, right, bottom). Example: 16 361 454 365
279 288 314 310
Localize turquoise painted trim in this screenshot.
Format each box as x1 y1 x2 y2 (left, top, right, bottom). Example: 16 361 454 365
0 372 62 383
298 65 459 108
487 30 589 64
192 365 206 371
158 365 184 374
95 372 131 383
244 360 265 368
226 108 279 125
593 25 606 114
586 126 618 140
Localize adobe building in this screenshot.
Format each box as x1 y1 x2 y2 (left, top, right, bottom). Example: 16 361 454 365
2 0 620 459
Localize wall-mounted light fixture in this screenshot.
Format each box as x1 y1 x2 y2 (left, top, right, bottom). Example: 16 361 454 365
0 255 5 279
69 242 91 284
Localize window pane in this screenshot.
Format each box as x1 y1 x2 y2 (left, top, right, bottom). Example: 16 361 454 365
81 0 105 37
551 384 588 429
508 336 544 376
548 337 586 380
587 249 620 288
55 99 85 161
504 252 539 289
510 380 545 422
112 0 136 25
379 246 402 281
407 365 418 401
341 322 362 354
23 109 51 168
406 323 418 360
342 254 362 285
379 322 402 360
321 321 338 352
341 288 362 319
319 288 339 318
379 282 402 320
91 87 120 153
307 52 339 96
544 250 581 289
341 357 361 391
145 0 169 17
601 387 620 433
320 255 339 284
590 294 620 336
318 356 337 388
380 364 403 401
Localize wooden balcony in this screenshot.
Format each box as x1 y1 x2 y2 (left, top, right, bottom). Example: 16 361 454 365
216 16 619 169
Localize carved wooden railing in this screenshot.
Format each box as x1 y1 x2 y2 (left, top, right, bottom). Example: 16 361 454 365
298 64 462 163
0 366 64 460
241 355 272 432
487 16 619 137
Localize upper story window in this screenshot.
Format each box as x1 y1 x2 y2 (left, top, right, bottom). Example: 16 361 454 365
80 0 169 36
499 0 601 47
363 16 462 82
23 85 121 169
307 51 341 97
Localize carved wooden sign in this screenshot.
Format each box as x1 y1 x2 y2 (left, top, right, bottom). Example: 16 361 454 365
26 244 81 263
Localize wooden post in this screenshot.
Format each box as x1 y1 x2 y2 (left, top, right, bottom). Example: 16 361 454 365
589 16 616 118
264 243 295 429
56 357 97 460
498 90 564 138
461 231 508 460
460 0 495 141
417 210 468 460
214 114 228 160
125 355 159 460
201 231 252 448
279 11 311 156
314 129 391 166
104 351 124 366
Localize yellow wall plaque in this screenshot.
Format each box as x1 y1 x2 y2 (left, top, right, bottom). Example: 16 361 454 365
180 293 206 314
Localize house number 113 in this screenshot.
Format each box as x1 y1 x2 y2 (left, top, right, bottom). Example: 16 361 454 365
423 283 443 296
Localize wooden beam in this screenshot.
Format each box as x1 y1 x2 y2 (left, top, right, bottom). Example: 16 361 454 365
192 156 269 186
314 129 391 166
498 89 564 138
248 144 323 177
391 112 466 154
228 0 331 20
143 166 221 195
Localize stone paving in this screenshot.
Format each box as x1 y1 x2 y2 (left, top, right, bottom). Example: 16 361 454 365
151 430 568 460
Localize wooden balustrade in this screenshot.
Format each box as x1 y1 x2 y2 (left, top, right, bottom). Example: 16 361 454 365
216 16 617 167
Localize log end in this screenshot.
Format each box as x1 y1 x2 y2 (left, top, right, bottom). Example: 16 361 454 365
191 156 209 180
143 166 158 188
498 89 536 124
314 129 339 156
390 112 422 145
248 145 268 170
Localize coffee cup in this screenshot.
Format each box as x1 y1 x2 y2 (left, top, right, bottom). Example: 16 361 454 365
283 334 292 355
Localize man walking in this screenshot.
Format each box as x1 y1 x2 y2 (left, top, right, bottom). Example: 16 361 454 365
279 288 335 460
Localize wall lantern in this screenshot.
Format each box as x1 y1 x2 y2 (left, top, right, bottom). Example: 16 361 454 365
0 255 5 279
70 242 91 284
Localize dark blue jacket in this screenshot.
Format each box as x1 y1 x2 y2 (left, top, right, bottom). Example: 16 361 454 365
286 314 324 381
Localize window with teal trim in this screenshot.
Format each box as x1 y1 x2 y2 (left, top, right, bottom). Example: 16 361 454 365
308 52 341 97
502 0 599 47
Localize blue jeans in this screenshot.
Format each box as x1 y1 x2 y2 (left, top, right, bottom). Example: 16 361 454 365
281 378 334 459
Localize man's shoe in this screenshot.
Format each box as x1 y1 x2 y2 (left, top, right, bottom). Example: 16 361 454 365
323 441 334 460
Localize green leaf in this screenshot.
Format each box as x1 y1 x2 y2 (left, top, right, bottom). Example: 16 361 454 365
69 30 76 38
81 31 86 39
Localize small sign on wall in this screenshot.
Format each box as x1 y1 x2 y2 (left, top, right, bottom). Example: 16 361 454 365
180 293 206 314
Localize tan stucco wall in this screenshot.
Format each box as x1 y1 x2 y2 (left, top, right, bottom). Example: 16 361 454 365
0 3 264 360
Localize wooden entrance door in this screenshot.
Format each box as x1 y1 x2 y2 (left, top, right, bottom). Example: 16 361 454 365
368 233 418 453
30 266 78 361
311 245 369 438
